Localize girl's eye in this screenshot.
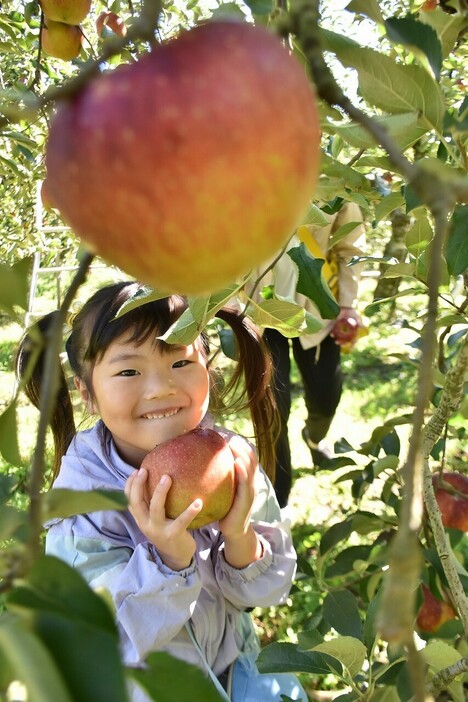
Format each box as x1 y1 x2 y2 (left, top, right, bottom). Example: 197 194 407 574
172 359 190 369
118 369 139 377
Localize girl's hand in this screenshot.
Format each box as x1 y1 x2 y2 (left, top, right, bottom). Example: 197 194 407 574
125 468 202 571
218 437 262 569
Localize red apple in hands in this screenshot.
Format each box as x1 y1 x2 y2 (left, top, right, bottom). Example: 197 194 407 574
331 315 359 346
432 472 468 531
45 20 321 295
40 0 91 25
416 584 457 633
41 20 82 60
141 428 236 529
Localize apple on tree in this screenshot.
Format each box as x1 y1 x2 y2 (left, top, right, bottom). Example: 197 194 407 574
141 428 236 529
45 20 321 296
41 20 82 61
432 472 468 531
416 583 457 633
40 0 91 25
96 11 127 38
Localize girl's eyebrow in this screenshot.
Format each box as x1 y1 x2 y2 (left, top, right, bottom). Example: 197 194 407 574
107 345 188 364
107 352 144 365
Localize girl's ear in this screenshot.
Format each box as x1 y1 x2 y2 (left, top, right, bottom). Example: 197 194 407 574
74 377 97 414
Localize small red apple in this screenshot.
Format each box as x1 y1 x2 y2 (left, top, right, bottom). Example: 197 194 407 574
40 0 91 25
141 428 236 529
416 584 456 633
96 11 127 38
41 20 82 61
45 20 320 295
432 472 468 531
421 0 438 10
331 316 359 344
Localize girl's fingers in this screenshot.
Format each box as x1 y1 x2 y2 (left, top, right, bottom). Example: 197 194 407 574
173 499 204 531
149 474 172 517
124 469 138 500
128 467 149 505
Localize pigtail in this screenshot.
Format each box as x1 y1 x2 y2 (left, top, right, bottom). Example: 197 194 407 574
214 308 279 481
16 312 76 481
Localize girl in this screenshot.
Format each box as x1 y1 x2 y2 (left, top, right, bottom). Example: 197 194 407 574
17 281 307 702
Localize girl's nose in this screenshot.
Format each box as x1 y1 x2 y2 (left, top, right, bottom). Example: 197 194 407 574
144 373 176 399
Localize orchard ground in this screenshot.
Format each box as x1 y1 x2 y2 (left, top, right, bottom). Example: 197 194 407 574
0 267 465 697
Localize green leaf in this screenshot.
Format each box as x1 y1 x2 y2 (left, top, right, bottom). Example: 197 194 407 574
331 112 425 152
0 400 21 466
243 0 273 15
421 639 461 671
372 455 399 477
445 205 468 276
247 298 309 337
42 488 127 521
114 286 167 319
0 613 73 702
322 590 362 639
415 246 450 286
313 637 367 678
218 327 237 360
369 687 401 702
365 287 425 315
160 283 245 345
7 556 117 631
406 216 434 253
0 474 16 504
320 519 354 555
188 283 244 325
385 16 442 79
257 642 342 675
287 244 340 319
301 202 331 227
35 613 129 702
159 307 199 345
418 8 467 58
8 556 128 702
322 31 445 132
363 589 383 654
328 221 363 248
297 629 324 651
345 0 384 24
380 263 416 279
0 504 25 540
0 256 33 316
129 651 224 702
374 193 406 224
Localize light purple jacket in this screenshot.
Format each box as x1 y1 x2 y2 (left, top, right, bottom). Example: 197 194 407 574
45 420 296 682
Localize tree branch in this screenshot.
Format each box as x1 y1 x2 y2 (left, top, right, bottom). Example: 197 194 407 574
26 252 94 563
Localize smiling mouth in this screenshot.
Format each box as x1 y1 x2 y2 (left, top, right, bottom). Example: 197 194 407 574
142 408 180 420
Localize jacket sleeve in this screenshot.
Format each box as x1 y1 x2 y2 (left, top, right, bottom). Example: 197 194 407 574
214 521 297 609
214 468 296 609
332 202 366 308
46 511 202 665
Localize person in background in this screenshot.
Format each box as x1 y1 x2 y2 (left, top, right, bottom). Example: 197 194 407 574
16 281 307 702
253 201 366 508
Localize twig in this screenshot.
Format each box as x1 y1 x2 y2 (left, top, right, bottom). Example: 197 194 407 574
421 334 468 636
26 252 94 563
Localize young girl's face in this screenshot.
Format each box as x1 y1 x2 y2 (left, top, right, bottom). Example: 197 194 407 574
84 332 210 467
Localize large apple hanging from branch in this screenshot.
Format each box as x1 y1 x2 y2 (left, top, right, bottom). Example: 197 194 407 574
45 20 321 294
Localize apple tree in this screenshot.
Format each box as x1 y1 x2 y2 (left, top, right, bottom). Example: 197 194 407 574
0 0 467 701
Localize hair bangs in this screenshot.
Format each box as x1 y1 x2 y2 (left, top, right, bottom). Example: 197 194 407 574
84 286 188 365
